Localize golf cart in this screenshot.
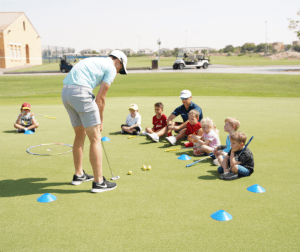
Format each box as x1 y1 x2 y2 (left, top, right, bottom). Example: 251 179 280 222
59 56 73 73
173 49 210 70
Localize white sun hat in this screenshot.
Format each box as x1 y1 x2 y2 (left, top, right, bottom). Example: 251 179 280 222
109 50 128 75
180 90 192 99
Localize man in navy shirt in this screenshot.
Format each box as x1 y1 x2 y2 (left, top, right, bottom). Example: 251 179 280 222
147 90 203 143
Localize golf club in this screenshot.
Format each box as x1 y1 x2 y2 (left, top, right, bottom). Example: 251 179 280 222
101 141 120 180
186 153 214 167
165 146 202 152
236 136 254 160
34 114 56 119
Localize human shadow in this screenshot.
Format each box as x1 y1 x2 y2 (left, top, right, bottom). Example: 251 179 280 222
0 178 88 198
198 170 220 180
109 132 120 135
3 130 18 134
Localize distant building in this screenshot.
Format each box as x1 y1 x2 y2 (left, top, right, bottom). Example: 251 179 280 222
137 48 153 55
122 48 134 56
80 49 92 55
99 48 112 56
292 41 300 46
0 12 42 68
159 48 170 54
272 42 284 52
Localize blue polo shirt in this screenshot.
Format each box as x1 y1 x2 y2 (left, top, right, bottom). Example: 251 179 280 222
172 101 203 122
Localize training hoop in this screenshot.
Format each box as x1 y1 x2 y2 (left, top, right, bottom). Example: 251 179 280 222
26 143 73 156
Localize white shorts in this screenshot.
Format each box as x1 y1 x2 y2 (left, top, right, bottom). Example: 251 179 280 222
61 85 100 128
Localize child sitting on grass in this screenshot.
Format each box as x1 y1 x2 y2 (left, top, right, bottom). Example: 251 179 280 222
143 102 167 136
120 104 142 135
190 117 220 156
14 103 39 133
212 117 240 166
165 109 203 146
218 131 254 180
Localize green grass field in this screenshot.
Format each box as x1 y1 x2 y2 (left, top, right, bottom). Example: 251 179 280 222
1 73 300 251
7 54 300 73
210 54 300 66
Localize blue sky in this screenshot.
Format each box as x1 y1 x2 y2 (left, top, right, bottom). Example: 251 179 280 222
2 0 300 52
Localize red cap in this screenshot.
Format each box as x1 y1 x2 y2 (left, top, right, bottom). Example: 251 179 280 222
21 103 31 110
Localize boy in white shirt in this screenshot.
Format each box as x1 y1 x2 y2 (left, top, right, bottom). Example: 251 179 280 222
120 104 142 135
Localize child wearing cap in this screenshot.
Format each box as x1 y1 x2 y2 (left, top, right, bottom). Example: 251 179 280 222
14 103 39 133
120 104 142 135
143 102 167 136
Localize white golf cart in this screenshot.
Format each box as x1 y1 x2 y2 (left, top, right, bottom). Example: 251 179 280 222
173 49 210 70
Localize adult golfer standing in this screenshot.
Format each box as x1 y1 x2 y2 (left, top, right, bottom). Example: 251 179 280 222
61 50 128 193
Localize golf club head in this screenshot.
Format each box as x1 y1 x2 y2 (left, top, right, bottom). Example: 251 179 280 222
111 176 120 180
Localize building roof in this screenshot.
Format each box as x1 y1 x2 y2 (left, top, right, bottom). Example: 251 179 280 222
0 12 40 37
0 12 24 31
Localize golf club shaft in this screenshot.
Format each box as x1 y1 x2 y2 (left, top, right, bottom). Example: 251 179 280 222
165 146 202 152
186 156 212 167
35 114 56 119
101 141 114 177
238 136 254 158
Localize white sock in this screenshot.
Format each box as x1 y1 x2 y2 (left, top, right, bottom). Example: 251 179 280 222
98 180 104 184
77 172 84 177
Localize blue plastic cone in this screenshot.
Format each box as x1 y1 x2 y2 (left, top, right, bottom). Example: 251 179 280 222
177 154 191 160
247 184 266 193
24 130 34 135
101 137 111 142
211 210 232 221
37 193 57 203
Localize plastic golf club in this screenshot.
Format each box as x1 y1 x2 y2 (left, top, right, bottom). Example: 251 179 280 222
34 114 56 119
186 153 214 167
101 140 119 180
165 146 202 152
237 136 254 160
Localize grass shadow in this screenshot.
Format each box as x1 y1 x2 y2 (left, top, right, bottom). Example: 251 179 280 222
3 130 18 134
0 178 88 197
198 170 220 180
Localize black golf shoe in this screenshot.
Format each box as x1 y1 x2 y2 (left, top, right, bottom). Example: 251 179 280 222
71 170 94 185
91 177 117 193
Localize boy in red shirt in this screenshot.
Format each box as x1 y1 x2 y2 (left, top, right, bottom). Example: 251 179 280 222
143 102 167 135
166 109 203 146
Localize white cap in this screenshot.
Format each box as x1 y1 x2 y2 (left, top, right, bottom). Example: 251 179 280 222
109 50 128 75
180 90 192 99
129 104 138 110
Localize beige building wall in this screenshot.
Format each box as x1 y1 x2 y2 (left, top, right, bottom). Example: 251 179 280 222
0 32 4 68
1 13 42 68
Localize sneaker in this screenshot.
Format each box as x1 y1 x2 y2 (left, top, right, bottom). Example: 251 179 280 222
91 177 117 193
147 133 159 142
184 142 194 148
140 131 147 136
220 172 227 179
222 172 238 180
17 129 25 133
165 136 177 146
71 170 94 185
212 159 220 166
